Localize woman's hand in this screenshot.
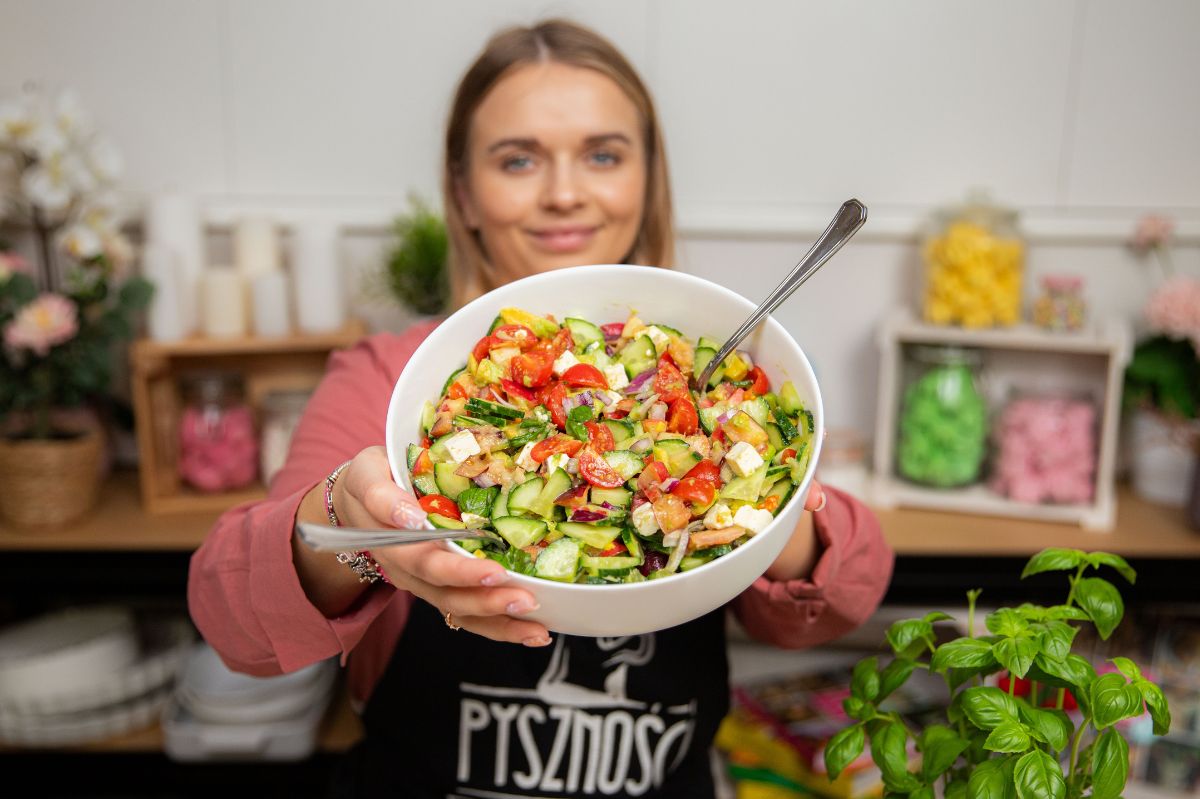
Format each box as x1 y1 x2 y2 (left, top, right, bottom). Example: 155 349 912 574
332 446 552 647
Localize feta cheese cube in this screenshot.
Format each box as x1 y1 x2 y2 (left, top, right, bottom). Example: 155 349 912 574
515 441 539 471
733 505 775 535
552 350 580 377
461 512 489 529
632 502 659 536
644 325 671 354
488 345 519 369
725 441 764 477
444 430 482 463
599 389 624 408
544 453 570 474
603 365 630 390
704 502 734 530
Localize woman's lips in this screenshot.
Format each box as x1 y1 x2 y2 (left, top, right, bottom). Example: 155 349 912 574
528 225 598 253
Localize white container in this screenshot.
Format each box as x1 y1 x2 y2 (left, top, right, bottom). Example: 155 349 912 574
251 270 292 338
162 688 331 762
141 242 186 342
233 216 281 281
1130 408 1197 507
291 218 346 334
200 268 247 338
384 264 824 637
177 643 330 708
145 192 204 336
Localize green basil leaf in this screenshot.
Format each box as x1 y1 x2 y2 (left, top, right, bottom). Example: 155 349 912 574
948 662 1003 692
986 609 1028 638
992 634 1038 679
1074 577 1124 640
1014 603 1047 622
887 618 933 660
1045 604 1089 621
843 695 870 721
910 786 935 799
967 756 1016 799
1028 653 1096 693
566 404 594 441
878 658 917 702
456 485 500 518
1014 749 1065 799
870 722 919 792
984 720 1031 753
919 725 969 782
1090 728 1130 799
1111 656 1141 681
851 656 880 702
823 723 865 781
1136 680 1172 736
1087 552 1137 584
933 637 999 673
962 686 1020 731
945 779 968 799
925 611 955 624
1021 548 1083 579
1017 705 1073 752
1090 673 1145 730
1037 621 1077 663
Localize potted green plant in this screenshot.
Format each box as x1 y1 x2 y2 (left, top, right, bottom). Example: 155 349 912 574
823 548 1171 799
375 195 449 317
0 87 152 526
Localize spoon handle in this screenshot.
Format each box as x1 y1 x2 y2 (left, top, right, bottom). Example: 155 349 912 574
696 198 868 389
296 521 498 552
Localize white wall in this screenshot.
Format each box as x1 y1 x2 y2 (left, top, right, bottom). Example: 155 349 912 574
3 0 1198 439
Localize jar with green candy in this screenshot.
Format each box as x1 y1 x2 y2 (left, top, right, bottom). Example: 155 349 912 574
896 345 988 487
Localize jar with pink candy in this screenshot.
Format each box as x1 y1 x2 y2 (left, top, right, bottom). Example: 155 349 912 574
178 373 258 493
990 392 1096 505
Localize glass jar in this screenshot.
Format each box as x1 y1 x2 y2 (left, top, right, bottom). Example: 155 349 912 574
178 372 258 492
922 192 1024 328
896 345 988 487
990 390 1096 504
1031 274 1086 332
259 390 311 488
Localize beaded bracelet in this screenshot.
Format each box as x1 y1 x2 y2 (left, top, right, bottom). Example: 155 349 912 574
324 460 389 585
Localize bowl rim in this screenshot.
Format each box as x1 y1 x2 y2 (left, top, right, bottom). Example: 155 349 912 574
385 264 825 592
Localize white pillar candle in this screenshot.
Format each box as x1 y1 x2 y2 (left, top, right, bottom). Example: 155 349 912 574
291 218 346 334
145 192 204 336
234 216 281 282
251 271 291 338
141 243 185 342
200 269 247 338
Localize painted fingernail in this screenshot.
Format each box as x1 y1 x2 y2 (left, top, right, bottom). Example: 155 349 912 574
523 635 552 647
506 599 540 615
393 504 426 528
481 571 508 586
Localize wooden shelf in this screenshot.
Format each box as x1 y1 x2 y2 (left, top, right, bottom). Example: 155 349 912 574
130 320 367 360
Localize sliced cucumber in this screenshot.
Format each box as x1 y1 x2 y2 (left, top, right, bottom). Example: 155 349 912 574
454 414 494 427
617 335 657 379
778 381 803 416
565 318 605 352
648 322 683 337
427 513 466 530
556 522 622 550
441 367 467 397
602 449 645 482
740 398 770 428
698 406 722 435
581 555 641 571
693 347 717 385
601 418 635 441
591 486 632 508
653 438 702 478
765 422 785 450
762 478 796 515
534 537 580 582
720 463 770 502
411 472 438 496
491 485 510 519
529 468 573 520
466 397 523 421
406 443 423 471
506 476 545 516
420 401 436 435
621 528 643 560
697 336 722 351
433 462 471 501
427 433 454 463
493 516 547 549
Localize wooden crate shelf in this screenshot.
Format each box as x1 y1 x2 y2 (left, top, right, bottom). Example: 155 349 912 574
129 321 365 515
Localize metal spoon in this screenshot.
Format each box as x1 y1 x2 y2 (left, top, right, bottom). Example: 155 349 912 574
694 198 868 390
296 521 500 552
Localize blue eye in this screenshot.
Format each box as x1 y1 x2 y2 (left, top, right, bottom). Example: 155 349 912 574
589 150 620 166
502 154 534 172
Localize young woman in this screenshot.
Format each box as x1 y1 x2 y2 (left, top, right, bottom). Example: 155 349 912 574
189 19 893 798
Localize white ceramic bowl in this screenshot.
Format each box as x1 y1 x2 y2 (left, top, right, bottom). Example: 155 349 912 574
385 265 824 637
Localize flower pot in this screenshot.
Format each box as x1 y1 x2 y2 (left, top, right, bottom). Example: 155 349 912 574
0 426 105 527
1130 408 1199 507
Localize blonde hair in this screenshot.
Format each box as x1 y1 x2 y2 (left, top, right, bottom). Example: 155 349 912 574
442 19 675 308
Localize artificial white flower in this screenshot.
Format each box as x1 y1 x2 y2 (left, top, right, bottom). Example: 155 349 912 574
0 99 37 146
54 90 93 142
86 137 122 182
26 123 68 162
60 224 104 261
21 164 72 212
61 151 98 195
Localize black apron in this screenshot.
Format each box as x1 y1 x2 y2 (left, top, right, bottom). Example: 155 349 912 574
330 599 729 798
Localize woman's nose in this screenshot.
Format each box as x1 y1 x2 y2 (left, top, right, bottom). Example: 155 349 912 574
541 160 584 212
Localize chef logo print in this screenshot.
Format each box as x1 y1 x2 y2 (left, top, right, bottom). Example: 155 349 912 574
453 633 698 797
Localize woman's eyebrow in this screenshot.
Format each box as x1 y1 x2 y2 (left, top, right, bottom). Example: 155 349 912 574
486 132 633 154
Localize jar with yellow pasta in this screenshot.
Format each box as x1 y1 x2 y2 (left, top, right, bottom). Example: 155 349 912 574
922 192 1024 328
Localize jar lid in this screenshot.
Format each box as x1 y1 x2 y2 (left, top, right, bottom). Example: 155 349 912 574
261 389 312 413
910 344 981 367
181 371 244 404
1040 274 1083 293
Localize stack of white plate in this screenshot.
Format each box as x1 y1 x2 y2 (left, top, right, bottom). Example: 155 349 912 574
163 642 337 761
0 606 194 746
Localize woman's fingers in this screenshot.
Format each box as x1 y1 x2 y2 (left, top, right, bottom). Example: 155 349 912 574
337 446 425 528
803 479 827 512
448 614 553 647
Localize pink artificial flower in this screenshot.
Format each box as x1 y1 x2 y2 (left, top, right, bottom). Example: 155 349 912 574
3 293 78 356
1131 215 1175 251
1144 276 1200 352
0 252 30 281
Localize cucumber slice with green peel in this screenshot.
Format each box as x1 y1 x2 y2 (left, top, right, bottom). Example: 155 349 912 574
556 522 623 549
420 401 436 435
764 464 790 483
602 449 645 482
581 555 641 571
529 468 573 520
620 528 643 560
487 314 504 334
680 543 734 571
411 472 438 496
441 367 467 397
720 464 770 502
693 347 717 384
762 478 796 514
491 486 510 518
427 513 466 530
591 486 632 508
406 443 424 471
648 323 683 338
506 476 545 516
765 422 785 450
466 398 523 421
740 398 770 428
434 462 472 500
454 414 496 427
534 537 581 582
564 318 605 352
617 335 657 379
601 419 635 442
492 516 547 549
778 381 803 416
652 438 702 478
427 433 455 463
697 336 722 351
698 406 722 435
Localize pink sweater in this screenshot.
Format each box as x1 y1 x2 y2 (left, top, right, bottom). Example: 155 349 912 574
188 320 894 708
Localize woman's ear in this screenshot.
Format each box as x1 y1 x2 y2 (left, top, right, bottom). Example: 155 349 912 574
454 175 480 230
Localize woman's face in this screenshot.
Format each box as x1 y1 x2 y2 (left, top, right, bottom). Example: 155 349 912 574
457 61 648 285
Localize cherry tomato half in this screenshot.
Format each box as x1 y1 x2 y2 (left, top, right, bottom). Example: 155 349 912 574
578 447 626 488
562 363 609 389
584 421 615 453
510 348 554 389
667 398 699 435
671 476 716 508
489 324 538 350
501 378 538 403
419 494 461 520
683 460 722 488
471 336 492 363
747 366 770 395
531 434 584 464
654 358 690 404
652 494 691 533
538 381 569 429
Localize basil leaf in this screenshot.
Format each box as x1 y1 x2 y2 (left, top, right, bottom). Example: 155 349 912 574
993 635 1038 680
566 404 594 441
1028 653 1096 693
870 722 920 793
1014 749 1065 799
851 656 880 702
933 637 998 673
1075 577 1124 640
1017 705 1073 752
1136 680 1172 736
823 723 865 781
1045 604 1089 621
457 485 499 518
1090 673 1144 730
843 695 873 721
1021 548 1083 579
945 780 968 799
1090 728 1129 799
961 686 1020 731
910 786 935 799
1111 656 1141 681
984 721 1031 754
886 618 933 660
925 611 955 624
967 756 1016 799
1087 552 1137 584
986 608 1028 637
919 725 969 782
878 658 917 702
1037 621 1077 663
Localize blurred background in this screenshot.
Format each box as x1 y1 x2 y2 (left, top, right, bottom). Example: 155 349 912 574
0 1 1198 797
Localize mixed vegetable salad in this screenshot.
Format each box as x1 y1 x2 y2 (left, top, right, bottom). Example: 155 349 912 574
407 307 814 584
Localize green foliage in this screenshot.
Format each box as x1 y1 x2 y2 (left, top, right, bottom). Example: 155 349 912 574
382 196 449 315
0 258 152 438
823 548 1171 798
1123 333 1200 419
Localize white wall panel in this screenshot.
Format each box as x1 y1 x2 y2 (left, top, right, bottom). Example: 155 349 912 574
0 0 228 195
1065 0 1200 208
